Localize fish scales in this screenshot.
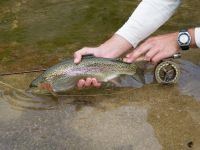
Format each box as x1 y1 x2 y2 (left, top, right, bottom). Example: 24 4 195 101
30 56 139 93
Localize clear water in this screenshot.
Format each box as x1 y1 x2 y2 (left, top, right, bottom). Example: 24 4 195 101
0 0 200 149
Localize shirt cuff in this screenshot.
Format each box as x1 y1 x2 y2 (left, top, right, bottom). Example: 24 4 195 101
115 30 138 48
195 27 200 48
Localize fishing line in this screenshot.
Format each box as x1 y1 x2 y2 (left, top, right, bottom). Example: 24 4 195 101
0 69 47 76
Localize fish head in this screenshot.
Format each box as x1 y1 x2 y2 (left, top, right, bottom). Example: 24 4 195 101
28 75 53 94
30 75 47 88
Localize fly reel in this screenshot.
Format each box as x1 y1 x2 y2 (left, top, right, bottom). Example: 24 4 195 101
155 59 181 84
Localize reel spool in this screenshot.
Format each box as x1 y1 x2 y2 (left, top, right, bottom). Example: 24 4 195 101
155 60 180 84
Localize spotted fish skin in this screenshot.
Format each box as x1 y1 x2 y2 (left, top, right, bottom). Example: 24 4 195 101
30 56 139 93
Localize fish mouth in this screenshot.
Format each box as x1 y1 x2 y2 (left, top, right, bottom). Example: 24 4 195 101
26 87 51 95
28 84 41 94
26 85 40 92
29 78 40 88
29 75 45 88
29 83 38 88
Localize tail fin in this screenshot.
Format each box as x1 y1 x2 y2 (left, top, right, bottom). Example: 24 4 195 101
135 67 145 84
131 61 147 84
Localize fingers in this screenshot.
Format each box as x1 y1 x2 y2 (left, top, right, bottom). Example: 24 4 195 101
135 56 145 62
85 77 93 87
74 47 91 64
77 79 85 88
144 48 159 61
151 51 173 64
77 78 101 89
123 43 152 63
151 53 166 64
77 78 93 88
91 78 101 87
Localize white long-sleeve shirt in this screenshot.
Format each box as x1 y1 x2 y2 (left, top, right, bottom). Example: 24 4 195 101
195 28 200 48
116 0 200 48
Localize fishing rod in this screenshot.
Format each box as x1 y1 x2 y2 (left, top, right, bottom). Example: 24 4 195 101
0 68 47 76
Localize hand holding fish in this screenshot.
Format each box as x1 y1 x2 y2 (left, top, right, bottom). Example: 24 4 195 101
30 56 138 93
74 34 133 88
74 34 132 64
77 77 101 88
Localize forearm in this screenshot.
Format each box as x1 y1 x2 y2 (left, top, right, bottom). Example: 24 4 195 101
164 28 196 50
116 0 181 48
189 28 196 48
98 0 181 57
98 34 132 58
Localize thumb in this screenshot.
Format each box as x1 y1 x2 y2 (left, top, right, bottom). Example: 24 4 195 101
74 52 82 64
123 52 135 63
74 48 89 64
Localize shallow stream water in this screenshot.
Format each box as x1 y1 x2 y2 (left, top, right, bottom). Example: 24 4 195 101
0 0 200 150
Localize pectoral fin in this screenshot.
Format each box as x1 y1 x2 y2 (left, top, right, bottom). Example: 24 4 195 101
52 77 76 93
101 74 119 82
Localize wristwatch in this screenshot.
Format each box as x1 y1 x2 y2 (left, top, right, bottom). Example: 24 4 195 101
177 29 191 50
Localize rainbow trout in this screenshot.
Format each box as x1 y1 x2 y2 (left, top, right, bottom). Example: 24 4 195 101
30 55 143 93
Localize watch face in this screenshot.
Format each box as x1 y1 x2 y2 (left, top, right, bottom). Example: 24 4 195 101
177 30 191 50
179 33 189 44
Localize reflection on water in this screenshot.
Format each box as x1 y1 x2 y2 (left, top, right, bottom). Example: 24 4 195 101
0 0 200 149
0 59 200 109
178 59 200 100
0 81 58 110
0 59 199 150
0 76 141 110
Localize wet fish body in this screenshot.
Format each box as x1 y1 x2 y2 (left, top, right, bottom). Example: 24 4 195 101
30 56 140 93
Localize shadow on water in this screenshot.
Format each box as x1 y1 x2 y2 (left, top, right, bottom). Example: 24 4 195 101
0 59 199 149
0 59 199 111
0 78 139 111
0 81 59 110
0 66 145 111
178 59 200 100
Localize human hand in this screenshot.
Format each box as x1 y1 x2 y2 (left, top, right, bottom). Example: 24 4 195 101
74 34 132 88
123 32 180 64
74 47 106 64
74 46 113 88
74 34 132 64
77 77 101 89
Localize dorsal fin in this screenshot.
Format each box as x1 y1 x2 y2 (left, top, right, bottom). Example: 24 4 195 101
60 54 96 63
115 57 132 64
82 54 96 58
82 55 132 64
116 58 123 62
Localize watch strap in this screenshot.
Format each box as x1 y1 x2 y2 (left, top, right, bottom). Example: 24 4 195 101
181 45 189 50
179 29 188 32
